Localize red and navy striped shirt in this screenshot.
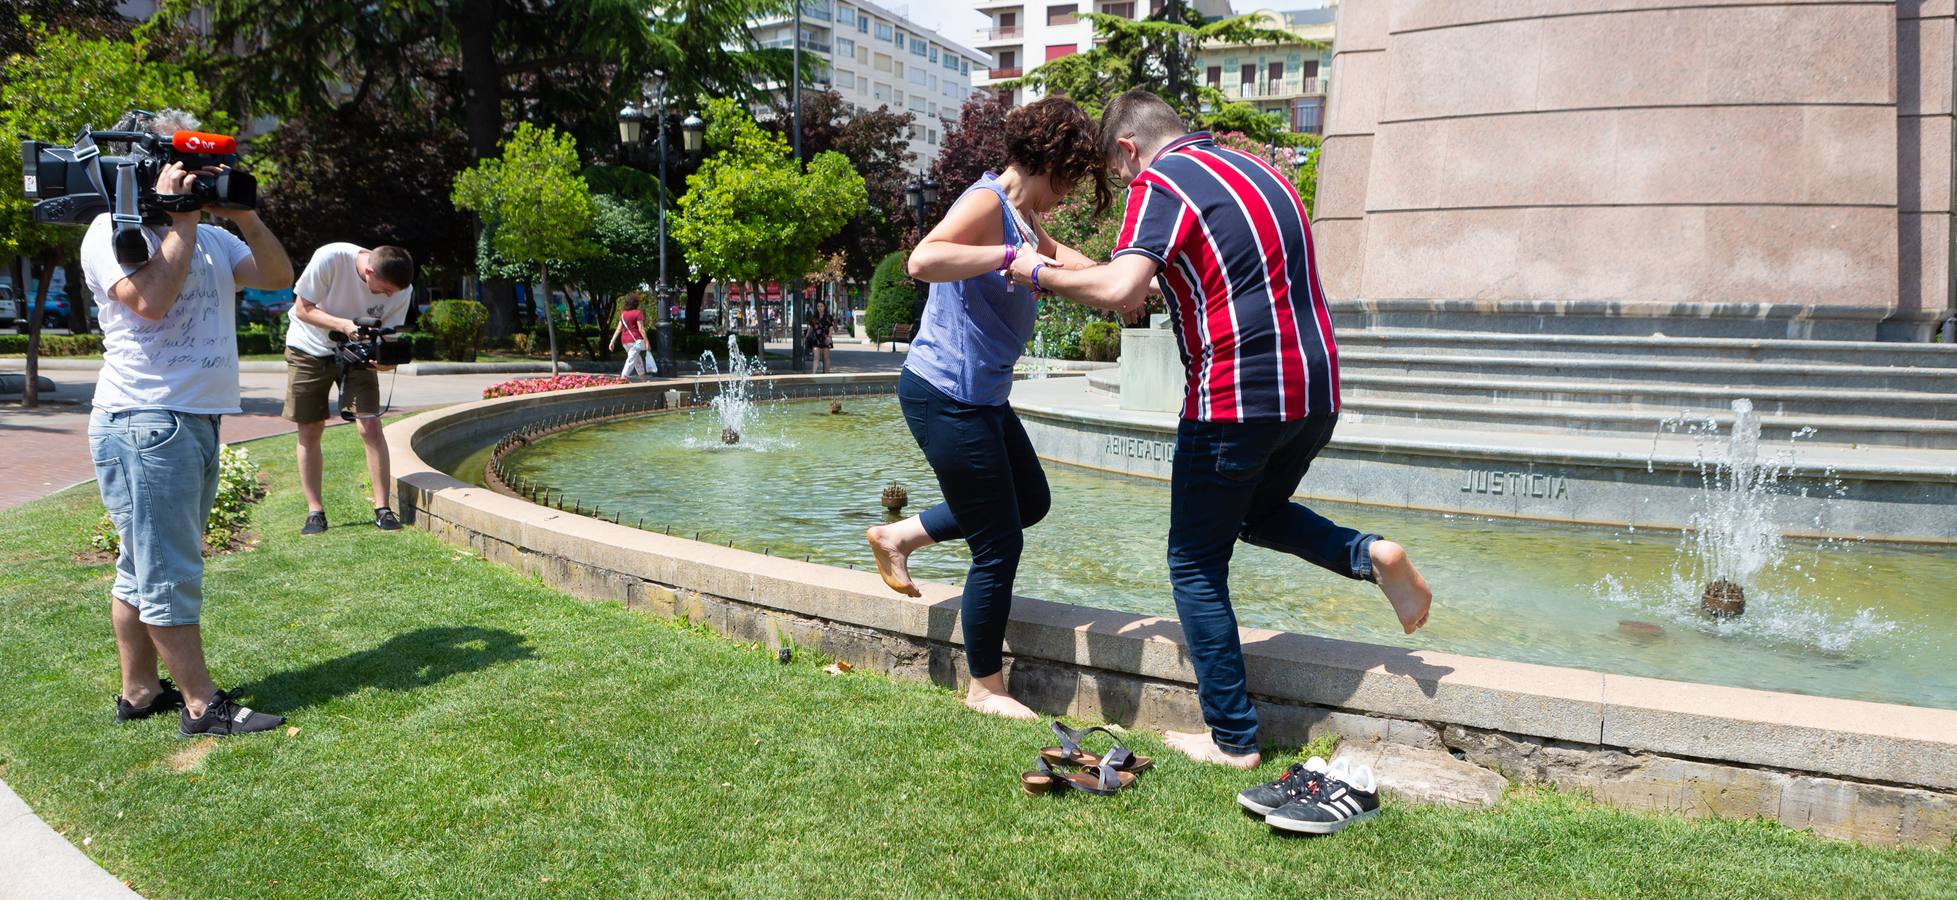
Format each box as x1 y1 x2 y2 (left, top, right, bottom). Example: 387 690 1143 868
1112 132 1339 423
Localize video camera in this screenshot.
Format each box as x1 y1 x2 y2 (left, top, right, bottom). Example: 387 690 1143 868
21 110 256 264
330 317 414 371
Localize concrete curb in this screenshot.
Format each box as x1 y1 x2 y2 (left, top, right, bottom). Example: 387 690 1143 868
0 778 140 900
386 376 1957 845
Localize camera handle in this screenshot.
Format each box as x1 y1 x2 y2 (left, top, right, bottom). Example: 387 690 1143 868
110 159 152 266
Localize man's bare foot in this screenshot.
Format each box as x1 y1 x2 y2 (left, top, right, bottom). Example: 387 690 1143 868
1163 730 1261 769
1370 539 1431 633
965 678 1037 720
866 526 920 597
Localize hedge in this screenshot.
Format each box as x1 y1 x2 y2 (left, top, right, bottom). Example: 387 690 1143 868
425 299 489 362
0 333 104 356
865 251 922 343
1080 321 1122 362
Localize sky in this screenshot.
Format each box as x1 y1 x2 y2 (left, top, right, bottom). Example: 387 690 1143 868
883 0 991 47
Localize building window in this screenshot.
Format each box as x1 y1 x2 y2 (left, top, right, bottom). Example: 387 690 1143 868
961 59 969 75
995 49 1018 71
1047 3 1077 26
929 73 938 91
1206 65 1221 89
893 60 903 78
874 21 892 41
1045 43 1076 62
837 5 854 26
927 128 938 144
929 101 939 116
1293 97 1324 135
874 81 889 101
836 37 854 56
930 46 939 63
1100 1 1134 17
858 16 867 33
911 37 927 56
874 53 891 72
944 52 959 70
892 27 906 45
895 89 905 105
910 67 926 86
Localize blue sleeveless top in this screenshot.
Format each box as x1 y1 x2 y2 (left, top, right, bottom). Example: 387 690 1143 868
903 174 1037 407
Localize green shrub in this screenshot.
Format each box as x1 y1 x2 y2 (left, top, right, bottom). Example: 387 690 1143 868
865 251 922 343
1028 300 1093 361
1080 321 1122 362
0 333 105 356
425 299 489 362
88 444 265 555
234 328 277 356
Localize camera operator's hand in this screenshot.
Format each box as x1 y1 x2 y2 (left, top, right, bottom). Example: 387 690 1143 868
156 162 201 228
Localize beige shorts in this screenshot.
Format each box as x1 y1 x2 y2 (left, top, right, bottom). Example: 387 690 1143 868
284 347 380 422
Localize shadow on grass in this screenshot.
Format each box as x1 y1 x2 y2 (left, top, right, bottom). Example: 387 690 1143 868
237 625 536 712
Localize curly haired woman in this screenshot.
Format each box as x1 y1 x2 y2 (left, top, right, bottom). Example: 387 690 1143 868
865 97 1145 720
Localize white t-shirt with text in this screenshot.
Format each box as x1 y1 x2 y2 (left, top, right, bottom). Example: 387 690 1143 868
82 214 252 414
285 243 414 357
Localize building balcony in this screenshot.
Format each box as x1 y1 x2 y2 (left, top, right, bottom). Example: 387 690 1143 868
1211 78 1328 101
983 26 1023 42
976 0 1023 9
987 66 1023 79
760 36 832 54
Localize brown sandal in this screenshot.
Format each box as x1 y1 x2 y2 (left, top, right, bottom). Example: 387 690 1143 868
1021 758 1135 797
1038 721 1153 773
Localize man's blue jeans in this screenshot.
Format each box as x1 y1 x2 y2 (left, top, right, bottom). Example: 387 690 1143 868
1168 412 1378 754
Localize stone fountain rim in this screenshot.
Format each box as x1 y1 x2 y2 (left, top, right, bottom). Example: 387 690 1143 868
385 373 1957 794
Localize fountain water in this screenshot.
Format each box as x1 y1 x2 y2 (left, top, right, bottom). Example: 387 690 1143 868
1025 332 1053 380
1685 400 1781 618
696 335 764 445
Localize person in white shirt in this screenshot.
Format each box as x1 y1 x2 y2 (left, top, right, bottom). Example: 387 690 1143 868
83 109 295 737
282 243 415 535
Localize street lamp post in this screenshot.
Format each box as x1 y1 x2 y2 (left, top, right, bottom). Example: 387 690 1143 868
904 170 939 239
620 76 706 375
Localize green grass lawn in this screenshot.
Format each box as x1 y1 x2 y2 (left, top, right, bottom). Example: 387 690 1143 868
0 426 1951 898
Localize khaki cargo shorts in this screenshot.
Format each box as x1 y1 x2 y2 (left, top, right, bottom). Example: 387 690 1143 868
284 347 380 422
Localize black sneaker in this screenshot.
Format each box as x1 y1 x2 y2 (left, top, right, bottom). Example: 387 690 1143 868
115 678 184 723
1237 756 1332 816
374 507 402 531
301 511 328 536
1267 761 1380 834
178 690 285 738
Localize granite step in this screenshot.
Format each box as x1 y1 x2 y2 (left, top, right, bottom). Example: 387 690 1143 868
1335 330 1957 369
1337 350 1957 393
1341 372 1957 421
1337 397 1957 450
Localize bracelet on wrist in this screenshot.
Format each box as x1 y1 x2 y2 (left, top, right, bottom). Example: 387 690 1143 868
1001 244 1016 273
1031 262 1047 294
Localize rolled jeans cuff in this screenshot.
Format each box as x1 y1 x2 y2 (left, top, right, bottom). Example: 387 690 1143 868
1214 733 1259 755
1352 533 1382 583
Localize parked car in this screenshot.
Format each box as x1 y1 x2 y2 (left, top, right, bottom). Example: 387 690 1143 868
0 285 16 329
241 287 296 325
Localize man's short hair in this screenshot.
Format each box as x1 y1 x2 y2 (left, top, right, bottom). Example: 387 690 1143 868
1099 90 1187 162
369 246 415 290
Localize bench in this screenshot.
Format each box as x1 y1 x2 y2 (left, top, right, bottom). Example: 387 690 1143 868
881 322 914 351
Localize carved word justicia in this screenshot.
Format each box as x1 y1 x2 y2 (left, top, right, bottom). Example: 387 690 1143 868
1461 469 1569 499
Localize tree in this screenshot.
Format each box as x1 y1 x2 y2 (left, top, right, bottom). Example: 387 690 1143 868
1 1 130 59
673 98 867 294
772 89 915 285
1 25 226 407
251 98 477 287
451 123 594 374
559 193 661 358
1009 7 1305 135
922 92 1013 233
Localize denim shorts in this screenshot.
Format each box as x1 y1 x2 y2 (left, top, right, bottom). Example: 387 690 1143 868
89 409 223 626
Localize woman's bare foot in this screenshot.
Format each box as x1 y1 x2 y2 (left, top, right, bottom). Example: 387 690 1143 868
1163 730 1261 769
965 675 1037 720
866 525 920 597
1369 539 1431 633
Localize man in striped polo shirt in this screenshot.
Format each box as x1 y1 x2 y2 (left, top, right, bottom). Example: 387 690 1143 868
1011 90 1431 768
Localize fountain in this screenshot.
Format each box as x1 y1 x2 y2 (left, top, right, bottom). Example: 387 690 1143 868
696 335 763 446
1025 331 1052 380
1686 400 1780 619
880 482 908 514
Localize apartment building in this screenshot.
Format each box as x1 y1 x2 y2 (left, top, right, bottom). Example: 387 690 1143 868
1193 6 1335 135
752 0 990 164
973 0 1234 104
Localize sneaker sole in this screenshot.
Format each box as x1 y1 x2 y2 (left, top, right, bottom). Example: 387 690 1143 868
1236 794 1279 816
1268 807 1379 835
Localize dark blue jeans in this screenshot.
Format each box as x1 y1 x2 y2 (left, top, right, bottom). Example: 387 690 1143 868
1169 412 1378 754
899 370 1051 678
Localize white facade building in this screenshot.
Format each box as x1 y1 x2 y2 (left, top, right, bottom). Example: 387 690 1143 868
753 1 991 166
973 0 1234 104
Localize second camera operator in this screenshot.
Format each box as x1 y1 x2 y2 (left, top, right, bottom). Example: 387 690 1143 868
282 243 416 535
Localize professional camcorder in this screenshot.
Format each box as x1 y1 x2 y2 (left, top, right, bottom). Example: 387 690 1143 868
21 110 256 264
330 317 414 371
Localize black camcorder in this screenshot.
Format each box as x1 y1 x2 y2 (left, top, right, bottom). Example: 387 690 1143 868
330 317 414 371
21 110 256 264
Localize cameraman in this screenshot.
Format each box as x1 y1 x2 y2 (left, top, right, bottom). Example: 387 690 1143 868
282 243 415 534
83 109 293 737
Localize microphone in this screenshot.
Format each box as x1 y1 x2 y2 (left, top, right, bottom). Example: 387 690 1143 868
171 131 237 154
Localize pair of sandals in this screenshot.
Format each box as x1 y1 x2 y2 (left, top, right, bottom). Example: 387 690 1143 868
1020 721 1154 797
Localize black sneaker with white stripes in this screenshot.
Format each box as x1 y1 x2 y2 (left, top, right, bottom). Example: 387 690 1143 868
1236 756 1332 816
179 690 285 738
1266 762 1380 834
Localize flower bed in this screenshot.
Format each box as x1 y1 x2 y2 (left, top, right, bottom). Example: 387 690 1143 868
482 373 630 399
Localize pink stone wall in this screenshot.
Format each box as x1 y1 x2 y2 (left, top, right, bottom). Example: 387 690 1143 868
1316 0 1955 322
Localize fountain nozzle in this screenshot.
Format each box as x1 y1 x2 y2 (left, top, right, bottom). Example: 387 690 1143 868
881 482 908 513
1701 579 1746 619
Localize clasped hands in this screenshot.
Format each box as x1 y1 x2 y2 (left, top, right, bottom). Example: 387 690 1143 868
1008 246 1147 322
